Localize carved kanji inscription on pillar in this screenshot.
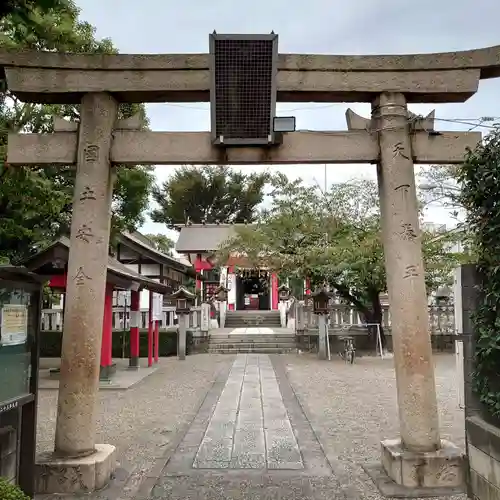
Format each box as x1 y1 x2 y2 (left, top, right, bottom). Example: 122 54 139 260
75 224 94 243
83 144 99 163
74 267 91 286
393 142 409 160
394 184 410 206
399 223 417 241
403 265 419 279
80 186 96 202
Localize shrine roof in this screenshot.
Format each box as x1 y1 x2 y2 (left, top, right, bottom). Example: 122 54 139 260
118 231 191 271
21 237 169 294
175 224 246 253
0 266 45 285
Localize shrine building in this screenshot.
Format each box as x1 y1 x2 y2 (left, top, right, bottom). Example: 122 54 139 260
175 224 307 311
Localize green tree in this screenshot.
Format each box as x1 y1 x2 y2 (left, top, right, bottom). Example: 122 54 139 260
0 0 67 24
145 233 175 255
457 125 500 416
218 176 461 345
0 1 154 263
151 165 270 228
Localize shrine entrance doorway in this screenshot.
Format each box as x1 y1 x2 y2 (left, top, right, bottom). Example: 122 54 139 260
236 270 270 311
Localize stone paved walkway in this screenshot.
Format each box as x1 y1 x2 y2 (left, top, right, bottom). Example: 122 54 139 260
152 353 341 499
193 355 302 469
35 353 465 500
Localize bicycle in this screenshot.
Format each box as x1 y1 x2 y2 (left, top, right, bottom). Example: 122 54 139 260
339 335 355 364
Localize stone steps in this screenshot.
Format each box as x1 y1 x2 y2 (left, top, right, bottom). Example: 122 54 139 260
225 311 281 328
209 342 296 349
208 331 297 353
207 346 296 354
210 335 295 342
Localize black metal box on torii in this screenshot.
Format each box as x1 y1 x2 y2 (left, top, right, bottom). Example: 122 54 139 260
209 33 283 147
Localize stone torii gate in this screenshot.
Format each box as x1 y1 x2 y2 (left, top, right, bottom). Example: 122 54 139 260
1 38 496 494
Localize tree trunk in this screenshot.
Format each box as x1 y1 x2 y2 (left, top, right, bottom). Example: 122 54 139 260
365 290 386 350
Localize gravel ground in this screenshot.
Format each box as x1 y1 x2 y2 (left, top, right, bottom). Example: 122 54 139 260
35 352 466 499
35 354 234 498
284 352 466 500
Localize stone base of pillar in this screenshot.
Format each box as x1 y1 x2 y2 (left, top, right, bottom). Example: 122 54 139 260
99 363 117 381
35 444 116 495
128 356 140 370
364 438 465 497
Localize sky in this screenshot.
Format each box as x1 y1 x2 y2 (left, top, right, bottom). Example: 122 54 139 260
74 0 500 241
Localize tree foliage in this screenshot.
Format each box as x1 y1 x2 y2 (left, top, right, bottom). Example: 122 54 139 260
0 1 154 263
0 0 67 25
457 125 500 417
151 165 270 227
145 233 175 256
218 175 462 344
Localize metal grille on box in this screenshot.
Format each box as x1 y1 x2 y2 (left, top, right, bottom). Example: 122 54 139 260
209 33 278 146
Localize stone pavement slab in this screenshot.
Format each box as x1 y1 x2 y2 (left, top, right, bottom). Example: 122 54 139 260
192 354 302 470
146 354 351 500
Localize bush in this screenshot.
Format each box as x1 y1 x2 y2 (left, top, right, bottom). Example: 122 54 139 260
457 126 500 418
40 329 194 358
0 477 30 500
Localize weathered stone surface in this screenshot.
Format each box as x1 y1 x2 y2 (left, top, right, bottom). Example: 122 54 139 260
35 444 116 494
193 354 303 470
5 43 500 103
381 438 464 488
2 65 482 104
1 44 500 74
54 92 118 458
8 130 481 166
374 92 440 453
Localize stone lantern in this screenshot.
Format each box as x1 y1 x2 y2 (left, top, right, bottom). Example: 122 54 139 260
169 286 195 360
278 283 290 302
214 284 230 328
170 286 195 314
435 285 451 306
311 286 332 315
311 286 333 360
214 284 230 303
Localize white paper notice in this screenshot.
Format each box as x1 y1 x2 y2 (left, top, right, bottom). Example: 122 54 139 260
1 304 28 346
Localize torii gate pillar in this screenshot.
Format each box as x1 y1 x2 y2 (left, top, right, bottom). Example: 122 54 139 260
366 93 465 493
36 93 118 495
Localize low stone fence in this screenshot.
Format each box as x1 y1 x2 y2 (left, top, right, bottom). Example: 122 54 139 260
296 330 455 355
40 306 210 355
292 302 456 353
41 305 202 332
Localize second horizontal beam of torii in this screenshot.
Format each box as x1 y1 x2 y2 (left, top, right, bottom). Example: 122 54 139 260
8 115 480 166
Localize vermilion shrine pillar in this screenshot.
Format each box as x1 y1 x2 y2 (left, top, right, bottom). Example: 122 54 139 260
100 284 114 379
54 92 117 460
271 273 279 310
148 291 154 367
